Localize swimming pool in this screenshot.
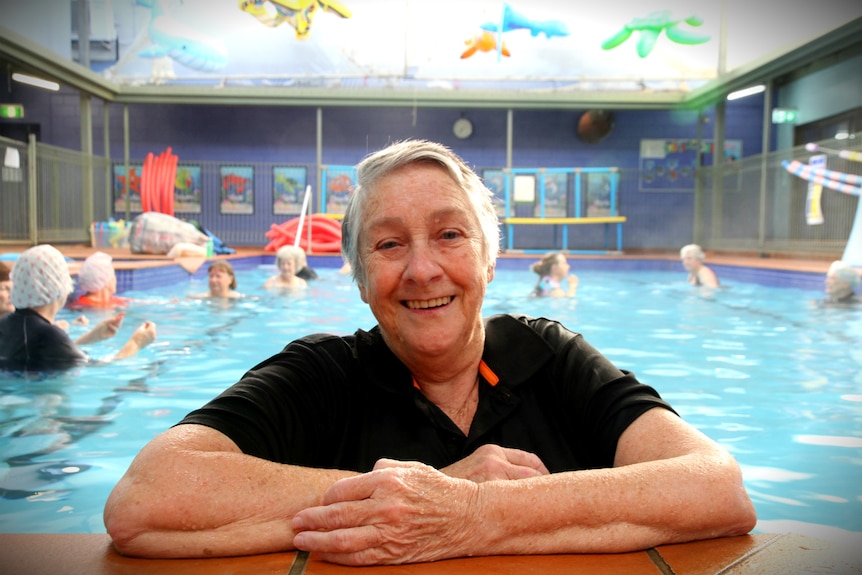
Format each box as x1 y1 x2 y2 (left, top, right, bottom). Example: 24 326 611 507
0 261 860 545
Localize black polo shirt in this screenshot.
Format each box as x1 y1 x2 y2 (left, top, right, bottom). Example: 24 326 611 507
178 314 674 473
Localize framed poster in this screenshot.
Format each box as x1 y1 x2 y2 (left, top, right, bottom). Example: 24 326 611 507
219 165 254 214
174 164 202 213
323 166 356 215
113 163 143 213
481 169 507 217
542 172 568 218
585 172 612 217
639 139 742 192
273 166 307 215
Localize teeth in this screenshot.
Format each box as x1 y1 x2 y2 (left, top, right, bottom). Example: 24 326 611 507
406 296 452 309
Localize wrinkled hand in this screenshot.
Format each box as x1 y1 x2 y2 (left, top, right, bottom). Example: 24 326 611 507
292 459 481 565
441 444 549 482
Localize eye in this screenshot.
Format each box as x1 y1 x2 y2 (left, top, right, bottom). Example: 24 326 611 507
376 239 400 250
440 229 463 240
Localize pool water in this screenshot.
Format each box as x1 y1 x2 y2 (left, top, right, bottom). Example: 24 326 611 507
0 264 860 544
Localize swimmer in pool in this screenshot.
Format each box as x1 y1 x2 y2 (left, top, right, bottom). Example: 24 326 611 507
191 261 243 299
70 251 132 309
264 245 309 291
0 245 156 372
820 260 861 306
530 252 578 297
680 244 719 288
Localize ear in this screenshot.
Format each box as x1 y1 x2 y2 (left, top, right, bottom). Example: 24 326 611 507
358 283 369 303
486 263 495 284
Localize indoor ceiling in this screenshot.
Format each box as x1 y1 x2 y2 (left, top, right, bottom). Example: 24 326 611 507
1 0 861 110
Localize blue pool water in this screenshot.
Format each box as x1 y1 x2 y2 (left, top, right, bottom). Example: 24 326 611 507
0 261 860 545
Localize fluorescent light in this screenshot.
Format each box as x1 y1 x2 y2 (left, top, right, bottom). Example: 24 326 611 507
727 85 765 101
12 73 59 91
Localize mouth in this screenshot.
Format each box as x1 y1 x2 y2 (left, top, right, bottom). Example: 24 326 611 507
403 296 453 310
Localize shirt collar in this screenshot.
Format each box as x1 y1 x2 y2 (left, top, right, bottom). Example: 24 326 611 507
355 314 554 394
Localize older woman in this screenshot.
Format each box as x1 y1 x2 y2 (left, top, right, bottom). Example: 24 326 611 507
70 251 131 309
264 245 309 290
105 140 755 564
680 243 720 288
0 245 157 372
191 260 243 299
822 260 861 305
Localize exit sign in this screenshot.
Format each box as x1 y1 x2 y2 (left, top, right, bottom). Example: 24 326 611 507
772 108 798 124
0 104 24 119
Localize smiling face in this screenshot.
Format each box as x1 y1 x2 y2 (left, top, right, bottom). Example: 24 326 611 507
681 252 701 273
208 265 235 297
278 255 297 278
357 162 493 366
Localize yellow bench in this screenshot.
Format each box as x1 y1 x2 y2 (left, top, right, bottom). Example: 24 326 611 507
503 216 627 252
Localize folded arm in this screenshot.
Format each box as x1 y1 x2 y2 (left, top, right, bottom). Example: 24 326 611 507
474 408 755 555
292 408 756 565
103 424 357 558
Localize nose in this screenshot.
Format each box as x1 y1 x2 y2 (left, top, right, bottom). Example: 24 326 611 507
403 243 442 283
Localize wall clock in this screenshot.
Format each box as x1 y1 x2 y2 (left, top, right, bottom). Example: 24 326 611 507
452 117 473 139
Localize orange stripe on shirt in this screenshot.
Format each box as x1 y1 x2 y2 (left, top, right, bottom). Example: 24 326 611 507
412 360 499 389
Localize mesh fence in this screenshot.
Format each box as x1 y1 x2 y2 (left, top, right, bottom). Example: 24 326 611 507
0 133 859 256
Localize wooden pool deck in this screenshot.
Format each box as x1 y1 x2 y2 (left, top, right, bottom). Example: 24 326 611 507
1 532 860 574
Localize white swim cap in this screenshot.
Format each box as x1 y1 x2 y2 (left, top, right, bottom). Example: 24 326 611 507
10 245 74 308
78 251 115 293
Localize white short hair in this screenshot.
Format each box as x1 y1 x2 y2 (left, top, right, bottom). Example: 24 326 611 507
680 244 705 260
828 260 860 289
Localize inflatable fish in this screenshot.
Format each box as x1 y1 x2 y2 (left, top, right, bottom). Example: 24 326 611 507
461 30 510 59
240 0 352 39
136 0 228 72
480 3 569 39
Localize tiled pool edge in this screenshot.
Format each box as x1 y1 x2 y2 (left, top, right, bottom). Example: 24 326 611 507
493 257 825 291
109 255 827 294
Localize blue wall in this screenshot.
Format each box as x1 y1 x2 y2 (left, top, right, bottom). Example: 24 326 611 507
0 81 770 250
